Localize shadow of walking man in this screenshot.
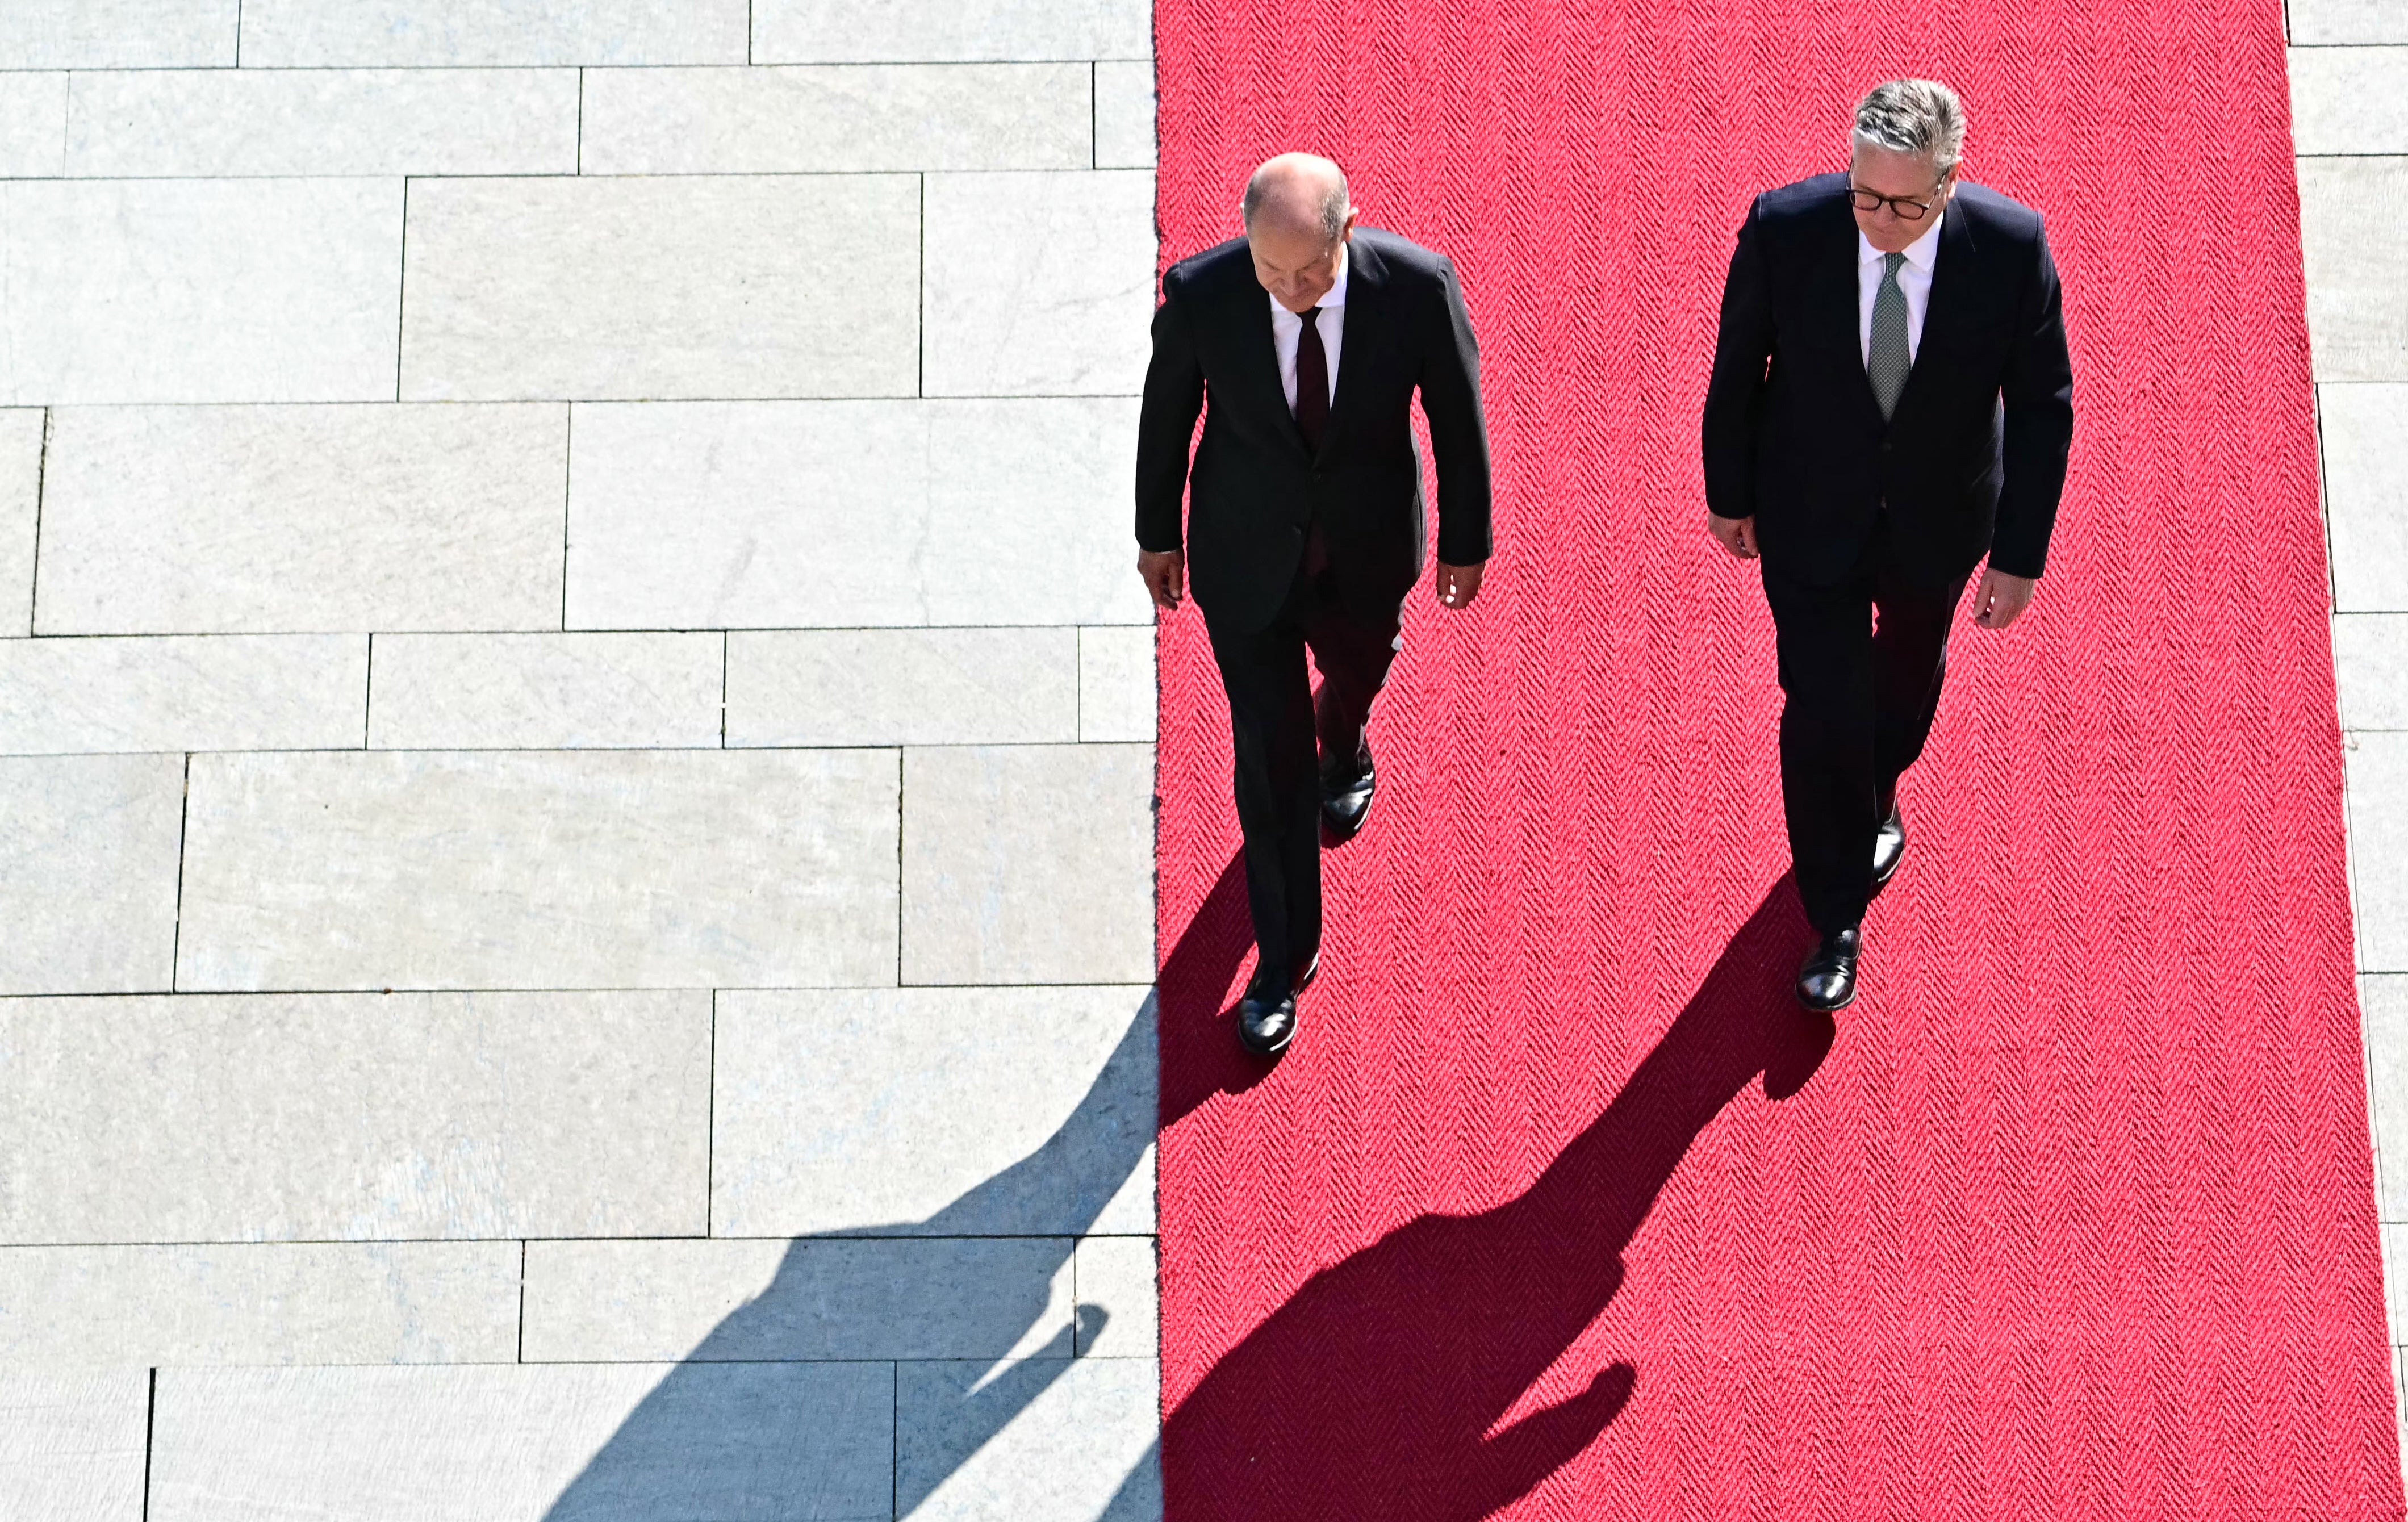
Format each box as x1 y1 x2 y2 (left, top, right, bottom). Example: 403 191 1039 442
540 859 1264 1521
1130 880 1832 1521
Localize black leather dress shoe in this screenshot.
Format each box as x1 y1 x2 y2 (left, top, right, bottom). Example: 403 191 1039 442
1796 926 1862 1013
1872 804 1906 889
1237 968 1299 1056
1320 749 1376 842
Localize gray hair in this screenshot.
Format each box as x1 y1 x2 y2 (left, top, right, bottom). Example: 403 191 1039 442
1852 78 1966 177
1241 160 1350 243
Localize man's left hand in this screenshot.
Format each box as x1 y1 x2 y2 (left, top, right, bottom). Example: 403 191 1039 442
1971 566 2037 630
1436 560 1486 610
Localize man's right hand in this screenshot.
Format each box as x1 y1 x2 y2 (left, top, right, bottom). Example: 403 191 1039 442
1138 548 1185 611
1707 512 1759 560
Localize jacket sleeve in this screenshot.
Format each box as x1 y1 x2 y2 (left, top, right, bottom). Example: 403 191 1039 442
1134 270 1204 554
1988 223 2075 579
1700 198 1773 522
1420 255 1495 566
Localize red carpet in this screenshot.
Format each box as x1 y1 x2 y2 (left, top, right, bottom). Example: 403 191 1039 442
1149 2 2401 1518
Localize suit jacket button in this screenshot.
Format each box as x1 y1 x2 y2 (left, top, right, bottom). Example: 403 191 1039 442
1880 441 1893 453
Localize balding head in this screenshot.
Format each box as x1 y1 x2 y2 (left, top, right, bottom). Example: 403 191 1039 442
1243 153 1351 243
1241 153 1358 313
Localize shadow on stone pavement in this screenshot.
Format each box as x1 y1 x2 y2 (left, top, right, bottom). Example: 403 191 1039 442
541 856 1264 1520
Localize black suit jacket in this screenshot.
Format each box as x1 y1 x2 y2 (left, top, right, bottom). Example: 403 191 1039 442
1136 227 1494 632
1701 173 2074 587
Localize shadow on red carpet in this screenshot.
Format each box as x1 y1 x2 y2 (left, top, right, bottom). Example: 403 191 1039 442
1153 873 1830 1519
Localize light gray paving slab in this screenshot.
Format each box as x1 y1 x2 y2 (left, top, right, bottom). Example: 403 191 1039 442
0 1372 146 1522
0 1 234 68
2294 0 2408 45
712 986 1155 1237
2367 976 2408 1222
2298 157 2408 382
2336 616 2408 730
0 990 709 1242
904 743 1155 985
64 68 579 179
0 753 182 996
2291 47 2408 154
0 1242 519 1368
36 403 567 635
0 178 401 406
897 1356 1160 1522
2349 733 2408 972
524 1237 1075 1363
1080 625 1157 742
369 632 721 750
177 749 899 990
568 398 1152 629
151 1362 892 1522
1074 1236 1156 1358
401 174 918 402
1094 60 1156 169
2323 383 2408 611
237 0 749 66
0 409 41 638
0 634 366 754
923 169 1157 396
0 72 67 178
579 62 1088 175
726 627 1077 747
753 0 1151 62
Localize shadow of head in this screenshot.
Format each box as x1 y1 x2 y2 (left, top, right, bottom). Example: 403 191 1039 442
1156 881 1830 1521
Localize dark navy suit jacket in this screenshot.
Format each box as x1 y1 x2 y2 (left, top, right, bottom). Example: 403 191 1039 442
1135 228 1493 632
1701 173 2075 587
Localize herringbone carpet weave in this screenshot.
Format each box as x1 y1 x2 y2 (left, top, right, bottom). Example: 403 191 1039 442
1149 1 2402 1517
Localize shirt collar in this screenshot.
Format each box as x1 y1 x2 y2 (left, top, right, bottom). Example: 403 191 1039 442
1857 207 1945 272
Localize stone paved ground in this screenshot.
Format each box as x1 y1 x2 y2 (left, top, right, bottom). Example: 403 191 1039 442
0 2 2400 1516
0 3 1164 1517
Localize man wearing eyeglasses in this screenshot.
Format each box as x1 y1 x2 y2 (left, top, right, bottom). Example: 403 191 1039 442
1136 152 1493 1056
1700 78 2075 1011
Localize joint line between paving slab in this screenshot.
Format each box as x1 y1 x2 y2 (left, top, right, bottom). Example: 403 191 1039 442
168 754 190 992
141 1365 156 1520
917 172 927 399
517 1239 528 1362
561 404 575 630
27 408 49 635
2 1231 1152 1249
362 632 375 747
706 989 719 1236
394 178 409 402
576 68 585 174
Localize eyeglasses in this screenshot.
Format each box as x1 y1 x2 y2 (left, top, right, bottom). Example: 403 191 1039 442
1847 178 1949 221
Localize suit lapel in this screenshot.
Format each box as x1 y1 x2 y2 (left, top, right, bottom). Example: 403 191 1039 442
1318 237 1383 460
1816 207 1885 428
1888 202 1976 421
1236 274 1314 458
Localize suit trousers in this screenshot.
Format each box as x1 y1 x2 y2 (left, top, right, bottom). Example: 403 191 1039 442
1203 547 1403 985
1762 522 1972 936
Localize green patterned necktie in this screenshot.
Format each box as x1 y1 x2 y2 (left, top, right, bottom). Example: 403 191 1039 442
1868 250 1910 420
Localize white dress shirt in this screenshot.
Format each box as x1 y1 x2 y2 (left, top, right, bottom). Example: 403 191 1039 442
1268 243 1348 413
1857 209 1944 367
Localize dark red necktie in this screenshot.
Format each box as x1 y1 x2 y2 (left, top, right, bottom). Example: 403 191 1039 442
1294 305 1329 453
